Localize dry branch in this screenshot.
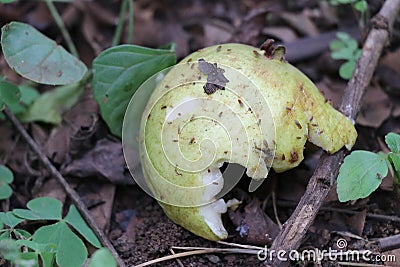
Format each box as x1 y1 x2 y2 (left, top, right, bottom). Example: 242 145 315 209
266 0 400 265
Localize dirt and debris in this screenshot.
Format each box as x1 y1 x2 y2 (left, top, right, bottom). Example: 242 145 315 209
1 0 400 266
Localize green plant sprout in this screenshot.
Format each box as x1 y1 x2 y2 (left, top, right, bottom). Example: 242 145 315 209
337 132 400 202
329 32 362 80
329 0 368 14
0 197 116 267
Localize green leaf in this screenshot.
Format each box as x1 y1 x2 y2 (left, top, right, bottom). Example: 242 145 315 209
1 22 87 85
92 44 176 137
0 165 13 184
33 221 87 267
0 211 24 228
339 60 356 80
0 165 13 200
389 153 400 172
336 32 352 42
329 40 346 51
385 132 400 153
64 205 101 248
7 84 40 116
331 48 356 60
0 79 21 108
0 0 17 3
89 248 117 267
17 252 39 267
16 239 56 253
337 151 389 202
0 238 19 261
353 0 368 13
13 197 62 221
20 82 84 124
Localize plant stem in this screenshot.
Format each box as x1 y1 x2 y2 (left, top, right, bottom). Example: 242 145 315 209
127 0 134 44
112 0 128 46
45 0 79 58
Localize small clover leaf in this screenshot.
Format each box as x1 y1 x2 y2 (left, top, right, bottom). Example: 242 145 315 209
89 248 117 267
0 165 14 200
385 132 400 153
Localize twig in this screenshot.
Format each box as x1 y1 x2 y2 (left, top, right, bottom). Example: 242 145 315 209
112 0 128 46
266 1 400 266
274 200 400 223
133 248 260 267
45 0 79 57
3 107 126 267
375 234 400 252
169 248 184 267
127 0 134 44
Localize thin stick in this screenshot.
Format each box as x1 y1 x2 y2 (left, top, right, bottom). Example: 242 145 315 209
126 0 134 44
3 107 126 267
272 192 282 229
216 240 264 250
134 247 261 267
112 0 128 46
274 200 400 223
169 248 184 267
267 1 400 266
45 0 78 57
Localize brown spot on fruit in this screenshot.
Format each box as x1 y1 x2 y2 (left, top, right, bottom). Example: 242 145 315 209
295 120 302 129
216 45 222 52
281 154 285 160
289 151 299 163
189 137 195 144
238 99 243 107
161 105 167 110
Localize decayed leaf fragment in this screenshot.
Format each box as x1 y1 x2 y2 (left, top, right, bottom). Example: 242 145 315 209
139 43 357 241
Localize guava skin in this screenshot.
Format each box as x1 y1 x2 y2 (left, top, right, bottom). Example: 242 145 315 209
139 43 357 240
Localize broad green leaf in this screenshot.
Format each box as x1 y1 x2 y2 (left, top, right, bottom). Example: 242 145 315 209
0 79 21 108
0 0 17 3
385 132 400 153
89 248 117 267
1 22 87 85
92 44 176 137
0 211 24 228
337 151 389 202
20 82 84 124
33 222 87 267
64 205 101 248
13 197 62 221
339 60 356 80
